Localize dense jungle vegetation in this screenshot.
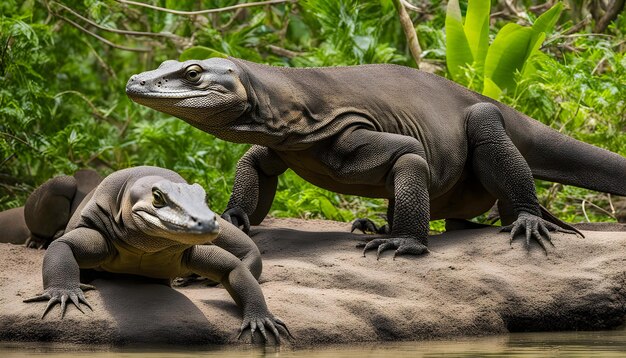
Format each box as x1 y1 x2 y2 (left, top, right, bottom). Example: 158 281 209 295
1 0 625 230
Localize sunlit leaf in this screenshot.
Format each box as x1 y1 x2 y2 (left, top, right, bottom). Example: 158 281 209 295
445 0 473 83
179 46 228 61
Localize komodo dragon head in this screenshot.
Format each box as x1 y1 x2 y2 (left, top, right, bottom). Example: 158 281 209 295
126 58 248 129
125 175 220 245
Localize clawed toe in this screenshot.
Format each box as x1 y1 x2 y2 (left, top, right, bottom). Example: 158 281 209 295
503 212 581 254
362 237 428 259
238 314 293 344
24 286 93 318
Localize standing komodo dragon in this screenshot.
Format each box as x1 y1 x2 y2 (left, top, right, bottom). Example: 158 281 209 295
24 166 289 342
126 58 626 258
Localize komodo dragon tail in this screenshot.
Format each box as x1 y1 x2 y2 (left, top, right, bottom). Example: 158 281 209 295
503 107 626 197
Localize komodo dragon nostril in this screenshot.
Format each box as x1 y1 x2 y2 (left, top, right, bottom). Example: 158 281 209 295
140 80 146 86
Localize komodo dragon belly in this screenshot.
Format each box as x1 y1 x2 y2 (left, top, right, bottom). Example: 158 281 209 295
98 239 193 280
276 150 393 198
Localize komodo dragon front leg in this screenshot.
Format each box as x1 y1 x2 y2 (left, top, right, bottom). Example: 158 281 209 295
466 103 577 250
23 227 109 317
312 126 431 258
227 125 433 259
222 145 287 231
186 245 290 341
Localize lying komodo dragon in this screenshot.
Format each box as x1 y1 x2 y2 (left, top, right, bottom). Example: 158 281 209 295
24 166 289 342
0 169 102 247
126 57 626 258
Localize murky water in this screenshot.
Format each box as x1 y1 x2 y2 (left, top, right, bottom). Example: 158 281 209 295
3 330 626 357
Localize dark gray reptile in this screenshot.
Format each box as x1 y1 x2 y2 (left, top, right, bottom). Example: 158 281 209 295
0 169 102 247
24 166 289 342
126 58 626 258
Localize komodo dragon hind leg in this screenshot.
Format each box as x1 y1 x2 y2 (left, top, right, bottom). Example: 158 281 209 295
24 175 78 249
466 103 579 253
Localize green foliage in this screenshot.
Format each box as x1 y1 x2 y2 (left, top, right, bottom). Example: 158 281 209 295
290 0 409 66
445 0 563 98
1 0 624 230
0 0 406 225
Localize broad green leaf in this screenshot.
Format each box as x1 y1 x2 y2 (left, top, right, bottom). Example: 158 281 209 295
319 196 341 221
483 22 522 79
445 0 473 83
532 2 563 34
521 31 546 78
464 0 491 75
482 77 502 99
179 46 228 61
484 24 533 93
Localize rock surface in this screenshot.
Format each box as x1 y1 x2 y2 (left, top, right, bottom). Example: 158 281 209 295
1 218 625 347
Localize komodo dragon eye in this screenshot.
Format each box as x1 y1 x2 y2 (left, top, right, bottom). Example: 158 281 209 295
152 189 166 208
184 65 203 82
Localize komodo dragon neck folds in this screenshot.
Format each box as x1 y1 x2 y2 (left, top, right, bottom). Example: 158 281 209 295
126 58 626 259
24 166 289 342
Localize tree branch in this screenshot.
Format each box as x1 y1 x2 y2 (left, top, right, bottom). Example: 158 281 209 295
51 2 179 39
115 0 295 16
55 14 151 52
392 0 421 67
594 0 625 33
399 0 420 12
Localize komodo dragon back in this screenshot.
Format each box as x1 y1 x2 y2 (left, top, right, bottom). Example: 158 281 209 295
126 57 625 258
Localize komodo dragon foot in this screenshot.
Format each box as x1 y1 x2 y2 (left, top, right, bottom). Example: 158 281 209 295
358 237 429 260
221 207 251 233
24 283 95 318
500 211 579 253
24 235 48 249
351 218 390 235
238 312 293 344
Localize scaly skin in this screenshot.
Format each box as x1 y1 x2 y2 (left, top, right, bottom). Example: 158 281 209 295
23 166 290 343
21 169 103 249
126 58 626 258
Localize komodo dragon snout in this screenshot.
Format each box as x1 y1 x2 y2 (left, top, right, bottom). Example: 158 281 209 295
126 58 247 128
129 176 219 243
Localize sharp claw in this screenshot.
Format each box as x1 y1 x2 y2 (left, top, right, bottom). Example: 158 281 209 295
69 293 84 314
80 283 96 291
237 327 245 340
42 297 60 319
265 318 280 344
525 224 532 248
538 224 551 245
78 293 92 311
23 294 50 303
362 238 384 256
278 321 294 340
257 320 268 341
532 229 548 254
250 321 258 343
60 295 68 318
376 242 395 260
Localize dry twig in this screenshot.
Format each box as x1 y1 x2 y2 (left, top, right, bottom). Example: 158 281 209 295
116 0 295 16
392 0 421 67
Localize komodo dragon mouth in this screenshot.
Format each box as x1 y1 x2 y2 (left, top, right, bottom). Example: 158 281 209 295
134 209 219 235
125 89 210 100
